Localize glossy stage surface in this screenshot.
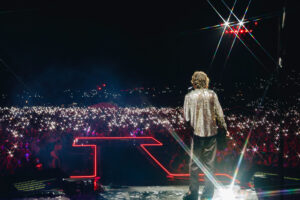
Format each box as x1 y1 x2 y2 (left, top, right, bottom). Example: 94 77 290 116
8 185 258 200
99 185 258 200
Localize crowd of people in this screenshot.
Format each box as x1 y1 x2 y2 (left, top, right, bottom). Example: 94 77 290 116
0 70 299 177
0 99 299 176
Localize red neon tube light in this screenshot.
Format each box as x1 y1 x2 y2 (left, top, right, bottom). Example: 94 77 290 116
70 137 239 183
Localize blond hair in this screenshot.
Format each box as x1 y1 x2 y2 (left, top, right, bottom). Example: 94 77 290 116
191 71 210 89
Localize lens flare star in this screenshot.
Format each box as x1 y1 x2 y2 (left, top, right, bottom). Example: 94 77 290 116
206 0 269 72
223 0 252 70
221 0 280 69
209 0 238 70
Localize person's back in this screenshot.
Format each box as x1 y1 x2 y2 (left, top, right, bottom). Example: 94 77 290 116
184 88 218 137
184 88 227 138
183 71 227 200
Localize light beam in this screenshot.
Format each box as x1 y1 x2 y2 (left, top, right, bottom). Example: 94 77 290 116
209 0 237 71
206 0 270 72
221 0 280 69
223 0 252 70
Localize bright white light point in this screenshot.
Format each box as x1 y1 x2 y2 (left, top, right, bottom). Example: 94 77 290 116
220 189 236 200
223 21 229 27
253 147 257 152
238 20 244 26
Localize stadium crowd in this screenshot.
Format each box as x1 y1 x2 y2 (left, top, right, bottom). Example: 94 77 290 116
0 99 299 176
0 70 299 177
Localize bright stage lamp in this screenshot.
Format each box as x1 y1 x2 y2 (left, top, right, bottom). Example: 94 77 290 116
220 188 236 200
238 21 244 26
224 21 230 27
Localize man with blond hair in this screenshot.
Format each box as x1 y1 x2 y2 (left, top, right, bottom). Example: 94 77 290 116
183 71 227 200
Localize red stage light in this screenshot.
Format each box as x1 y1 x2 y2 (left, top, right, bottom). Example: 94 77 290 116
254 21 258 26
225 30 229 34
250 29 253 33
240 30 244 33
36 163 42 169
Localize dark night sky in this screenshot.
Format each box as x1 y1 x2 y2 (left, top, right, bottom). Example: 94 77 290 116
0 0 298 95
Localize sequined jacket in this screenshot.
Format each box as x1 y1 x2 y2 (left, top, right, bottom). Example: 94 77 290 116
184 88 227 137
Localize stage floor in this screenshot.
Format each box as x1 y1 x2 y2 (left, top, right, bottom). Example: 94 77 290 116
99 185 258 200
8 185 258 200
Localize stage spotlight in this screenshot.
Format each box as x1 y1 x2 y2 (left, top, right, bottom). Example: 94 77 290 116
220 188 236 200
224 21 230 27
238 20 244 26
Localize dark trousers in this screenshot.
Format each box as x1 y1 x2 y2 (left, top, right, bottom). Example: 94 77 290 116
189 135 217 199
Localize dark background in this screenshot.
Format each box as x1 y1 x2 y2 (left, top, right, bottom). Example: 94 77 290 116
0 0 298 99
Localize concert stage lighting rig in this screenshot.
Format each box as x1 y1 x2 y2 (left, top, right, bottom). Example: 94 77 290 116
223 20 258 35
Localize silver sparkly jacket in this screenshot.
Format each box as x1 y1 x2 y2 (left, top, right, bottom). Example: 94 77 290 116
184 88 227 137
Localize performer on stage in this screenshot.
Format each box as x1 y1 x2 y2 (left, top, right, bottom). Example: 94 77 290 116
183 71 228 200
